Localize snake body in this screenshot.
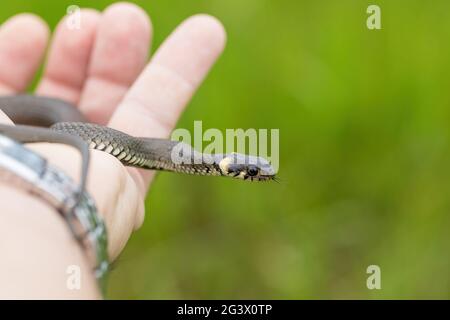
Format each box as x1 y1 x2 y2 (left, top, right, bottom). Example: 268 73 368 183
0 95 275 182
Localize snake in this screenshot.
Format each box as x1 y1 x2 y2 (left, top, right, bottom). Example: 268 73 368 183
0 95 276 195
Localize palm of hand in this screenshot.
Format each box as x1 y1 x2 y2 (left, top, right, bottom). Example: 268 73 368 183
0 3 226 258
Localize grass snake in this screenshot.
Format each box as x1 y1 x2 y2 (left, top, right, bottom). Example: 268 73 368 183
0 95 276 195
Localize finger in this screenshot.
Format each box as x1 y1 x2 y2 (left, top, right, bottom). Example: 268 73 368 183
108 14 226 192
36 9 100 104
79 2 152 124
0 14 49 94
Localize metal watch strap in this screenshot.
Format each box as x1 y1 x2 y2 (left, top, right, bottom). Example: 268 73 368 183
0 133 109 291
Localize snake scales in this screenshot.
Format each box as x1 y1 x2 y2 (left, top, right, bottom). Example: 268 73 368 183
0 95 276 187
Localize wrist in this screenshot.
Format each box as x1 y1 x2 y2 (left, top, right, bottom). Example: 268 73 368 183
0 183 101 299
27 142 143 259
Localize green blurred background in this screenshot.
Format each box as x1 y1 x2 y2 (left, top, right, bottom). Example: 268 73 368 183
2 0 450 299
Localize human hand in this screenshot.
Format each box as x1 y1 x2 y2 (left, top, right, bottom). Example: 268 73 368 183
0 3 226 260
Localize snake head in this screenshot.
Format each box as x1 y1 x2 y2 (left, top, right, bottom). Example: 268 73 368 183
218 153 276 181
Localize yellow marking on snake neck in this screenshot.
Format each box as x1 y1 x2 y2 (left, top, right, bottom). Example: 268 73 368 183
219 157 232 174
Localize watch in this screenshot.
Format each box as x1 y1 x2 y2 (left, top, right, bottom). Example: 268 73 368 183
0 133 109 291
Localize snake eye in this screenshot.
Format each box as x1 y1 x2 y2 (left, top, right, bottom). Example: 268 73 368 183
247 165 259 177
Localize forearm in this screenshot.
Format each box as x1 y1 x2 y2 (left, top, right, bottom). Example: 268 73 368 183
0 184 101 299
